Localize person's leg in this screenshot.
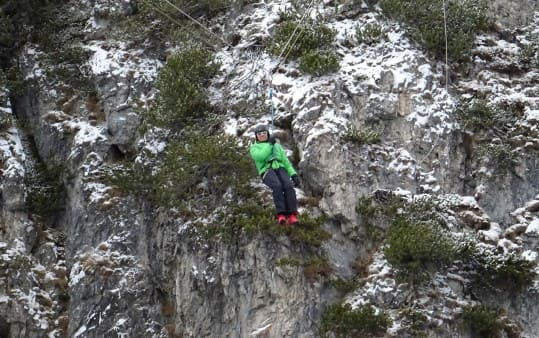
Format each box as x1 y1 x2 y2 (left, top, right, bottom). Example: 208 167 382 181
262 169 287 215
275 168 298 215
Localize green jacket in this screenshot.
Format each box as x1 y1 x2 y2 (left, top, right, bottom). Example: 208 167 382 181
249 141 297 177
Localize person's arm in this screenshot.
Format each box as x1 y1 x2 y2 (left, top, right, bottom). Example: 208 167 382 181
275 144 297 177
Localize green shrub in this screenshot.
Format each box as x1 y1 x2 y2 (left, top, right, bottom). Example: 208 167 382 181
456 97 524 175
10 254 33 271
153 131 253 206
25 163 66 218
356 196 378 218
282 214 330 247
303 257 332 280
320 303 392 338
5 67 26 96
276 256 333 281
275 256 302 267
400 195 453 227
519 38 539 68
455 98 516 132
0 113 12 131
400 307 428 337
356 23 386 45
384 216 456 282
268 19 336 59
148 46 221 128
299 50 340 76
330 278 361 294
110 131 253 209
356 196 386 241
475 252 536 292
0 10 14 48
462 305 503 338
212 200 330 246
342 124 381 145
380 0 489 62
477 142 520 175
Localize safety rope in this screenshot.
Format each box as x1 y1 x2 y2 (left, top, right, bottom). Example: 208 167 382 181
268 78 275 133
442 0 449 90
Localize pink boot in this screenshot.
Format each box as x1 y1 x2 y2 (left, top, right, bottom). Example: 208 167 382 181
276 214 287 224
287 213 299 226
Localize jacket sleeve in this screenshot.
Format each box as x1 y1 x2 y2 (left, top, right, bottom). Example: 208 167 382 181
275 144 297 177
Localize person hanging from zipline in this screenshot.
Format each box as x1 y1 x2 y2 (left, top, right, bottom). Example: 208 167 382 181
250 124 301 225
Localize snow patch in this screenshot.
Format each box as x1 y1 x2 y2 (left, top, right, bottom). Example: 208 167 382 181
525 218 539 235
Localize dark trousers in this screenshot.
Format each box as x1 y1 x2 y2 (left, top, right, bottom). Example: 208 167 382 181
262 168 297 215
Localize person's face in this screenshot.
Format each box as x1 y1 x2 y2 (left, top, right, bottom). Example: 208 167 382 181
256 130 268 142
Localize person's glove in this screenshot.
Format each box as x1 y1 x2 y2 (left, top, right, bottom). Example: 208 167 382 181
291 174 301 187
268 135 276 144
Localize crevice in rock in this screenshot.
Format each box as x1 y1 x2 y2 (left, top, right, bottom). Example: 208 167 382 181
108 144 126 161
0 317 10 338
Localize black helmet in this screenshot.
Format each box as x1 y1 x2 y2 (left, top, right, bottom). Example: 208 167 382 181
254 124 269 134
254 124 269 138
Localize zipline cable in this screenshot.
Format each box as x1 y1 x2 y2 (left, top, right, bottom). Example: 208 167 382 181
267 0 317 130
160 0 234 49
273 0 317 72
154 0 316 130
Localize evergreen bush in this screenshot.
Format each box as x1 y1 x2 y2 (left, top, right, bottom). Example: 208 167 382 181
462 305 503 338
477 142 520 174
302 257 332 280
25 163 66 218
384 216 456 282
152 131 253 206
321 303 392 338
212 201 329 246
475 252 536 292
380 0 489 62
456 98 524 174
277 256 333 280
148 46 221 128
400 307 428 337
342 124 381 145
299 50 340 76
0 113 11 131
268 19 336 59
0 10 14 49
455 98 516 132
356 23 386 45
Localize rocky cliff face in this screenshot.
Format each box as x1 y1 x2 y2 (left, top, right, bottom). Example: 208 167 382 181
0 0 538 337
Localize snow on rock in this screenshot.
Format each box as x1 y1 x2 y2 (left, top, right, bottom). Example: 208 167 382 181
85 41 160 82
525 218 539 236
0 127 26 178
479 222 502 243
346 252 396 309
